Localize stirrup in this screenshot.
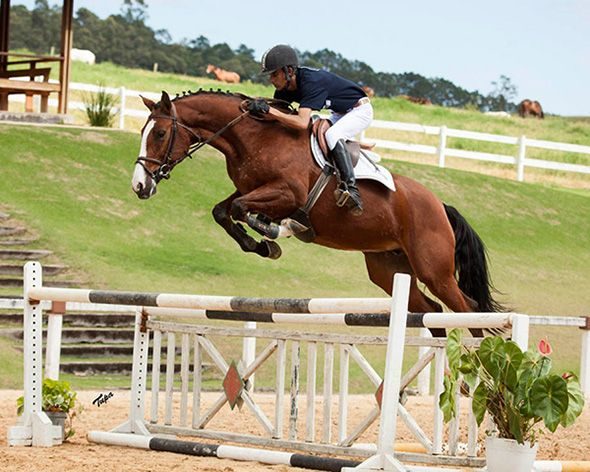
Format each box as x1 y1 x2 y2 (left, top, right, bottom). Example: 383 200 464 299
334 185 350 208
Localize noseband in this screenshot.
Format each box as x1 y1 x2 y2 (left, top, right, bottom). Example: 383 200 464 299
136 104 250 183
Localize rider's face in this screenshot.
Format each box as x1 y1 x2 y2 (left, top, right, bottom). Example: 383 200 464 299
269 69 288 91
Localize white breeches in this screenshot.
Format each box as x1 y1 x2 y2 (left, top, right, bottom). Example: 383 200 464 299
325 102 374 150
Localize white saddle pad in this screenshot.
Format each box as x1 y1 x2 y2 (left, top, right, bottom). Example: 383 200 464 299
310 135 396 192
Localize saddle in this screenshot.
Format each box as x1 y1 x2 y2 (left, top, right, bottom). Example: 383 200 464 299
311 118 376 166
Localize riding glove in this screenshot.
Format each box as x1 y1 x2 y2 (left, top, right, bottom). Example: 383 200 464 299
248 99 270 115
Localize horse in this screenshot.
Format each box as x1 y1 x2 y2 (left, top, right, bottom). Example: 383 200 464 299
205 64 240 84
132 90 504 337
399 95 432 106
361 85 375 98
517 99 544 119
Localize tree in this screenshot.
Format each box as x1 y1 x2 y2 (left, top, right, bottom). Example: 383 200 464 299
489 75 518 111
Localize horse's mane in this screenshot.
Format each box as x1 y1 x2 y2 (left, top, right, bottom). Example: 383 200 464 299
170 88 295 114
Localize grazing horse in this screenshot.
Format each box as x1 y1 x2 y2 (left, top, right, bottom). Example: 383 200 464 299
517 99 544 119
399 95 432 105
361 85 375 98
132 90 504 337
205 64 240 84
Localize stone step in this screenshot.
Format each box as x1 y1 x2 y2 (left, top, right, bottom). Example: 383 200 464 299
0 278 78 287
59 361 213 376
60 344 135 357
0 264 66 276
0 227 26 236
0 212 9 220
10 328 136 343
0 249 52 259
0 312 134 327
0 238 39 246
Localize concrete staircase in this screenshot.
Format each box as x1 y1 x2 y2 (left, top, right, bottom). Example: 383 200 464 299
0 210 141 375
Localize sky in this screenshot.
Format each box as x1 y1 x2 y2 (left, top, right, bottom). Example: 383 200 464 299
12 0 590 116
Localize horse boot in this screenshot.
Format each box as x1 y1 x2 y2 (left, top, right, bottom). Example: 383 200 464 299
331 139 363 216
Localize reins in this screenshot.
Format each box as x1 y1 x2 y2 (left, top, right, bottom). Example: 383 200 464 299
136 102 251 183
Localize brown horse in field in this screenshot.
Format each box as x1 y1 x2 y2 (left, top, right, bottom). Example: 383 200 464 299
206 64 240 83
518 99 544 118
361 85 375 98
132 91 503 336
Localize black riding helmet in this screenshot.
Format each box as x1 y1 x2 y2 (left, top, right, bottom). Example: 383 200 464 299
260 45 299 74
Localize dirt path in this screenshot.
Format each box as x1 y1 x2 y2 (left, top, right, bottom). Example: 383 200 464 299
1 390 588 471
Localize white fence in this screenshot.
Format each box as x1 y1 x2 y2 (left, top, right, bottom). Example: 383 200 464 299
1 296 589 398
363 120 590 182
7 81 590 183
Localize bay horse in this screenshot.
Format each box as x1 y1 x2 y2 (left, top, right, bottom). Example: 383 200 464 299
206 64 240 84
517 99 544 119
132 90 503 337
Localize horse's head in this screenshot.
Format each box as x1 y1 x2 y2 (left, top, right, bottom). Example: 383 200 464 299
132 91 196 199
206 64 215 74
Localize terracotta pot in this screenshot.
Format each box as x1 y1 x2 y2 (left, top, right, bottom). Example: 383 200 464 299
485 436 538 472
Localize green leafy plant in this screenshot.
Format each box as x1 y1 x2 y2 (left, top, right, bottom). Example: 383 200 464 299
83 84 118 127
439 329 585 445
17 378 81 440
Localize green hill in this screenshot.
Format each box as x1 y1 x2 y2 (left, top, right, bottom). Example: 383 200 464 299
1 122 587 312
1 61 589 384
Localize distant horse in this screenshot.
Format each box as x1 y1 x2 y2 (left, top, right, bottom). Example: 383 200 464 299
206 64 240 84
400 95 432 105
361 85 375 98
517 99 544 119
132 91 504 337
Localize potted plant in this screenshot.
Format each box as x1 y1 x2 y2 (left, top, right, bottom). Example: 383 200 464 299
439 329 585 472
17 378 81 441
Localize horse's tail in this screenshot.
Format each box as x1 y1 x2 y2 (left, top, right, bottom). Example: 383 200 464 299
443 204 504 313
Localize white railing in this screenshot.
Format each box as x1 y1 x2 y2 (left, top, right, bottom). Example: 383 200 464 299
364 120 590 182
6 81 590 183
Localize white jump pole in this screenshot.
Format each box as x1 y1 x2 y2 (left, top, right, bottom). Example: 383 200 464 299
7 261 58 446
343 273 411 472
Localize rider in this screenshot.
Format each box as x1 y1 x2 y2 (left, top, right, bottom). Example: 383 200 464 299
250 44 373 216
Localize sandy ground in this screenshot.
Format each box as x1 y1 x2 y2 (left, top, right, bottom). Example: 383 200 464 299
0 390 588 471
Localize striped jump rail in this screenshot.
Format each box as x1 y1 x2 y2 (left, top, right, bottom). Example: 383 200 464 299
10 261 532 472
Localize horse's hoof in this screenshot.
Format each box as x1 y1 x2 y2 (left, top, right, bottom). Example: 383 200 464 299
256 240 282 259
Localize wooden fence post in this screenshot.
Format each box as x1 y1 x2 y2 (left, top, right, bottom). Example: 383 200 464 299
437 125 447 168
517 135 526 181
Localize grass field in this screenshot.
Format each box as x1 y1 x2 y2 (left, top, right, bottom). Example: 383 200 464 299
1 57 589 392
0 119 588 391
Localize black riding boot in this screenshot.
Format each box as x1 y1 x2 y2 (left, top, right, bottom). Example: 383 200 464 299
330 139 363 216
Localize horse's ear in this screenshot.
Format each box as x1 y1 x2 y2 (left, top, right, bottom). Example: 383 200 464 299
160 91 172 114
140 95 156 111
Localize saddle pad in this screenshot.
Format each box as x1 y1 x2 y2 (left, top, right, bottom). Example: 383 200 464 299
310 134 396 192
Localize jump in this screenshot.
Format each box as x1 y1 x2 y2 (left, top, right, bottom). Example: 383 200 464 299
131 90 503 335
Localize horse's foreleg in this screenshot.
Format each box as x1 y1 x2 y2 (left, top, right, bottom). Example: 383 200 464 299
212 192 281 259
231 183 300 240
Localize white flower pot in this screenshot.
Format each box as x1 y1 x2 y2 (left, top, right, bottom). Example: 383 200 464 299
485 437 538 472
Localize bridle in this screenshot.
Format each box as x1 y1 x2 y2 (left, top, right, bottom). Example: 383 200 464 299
136 102 251 183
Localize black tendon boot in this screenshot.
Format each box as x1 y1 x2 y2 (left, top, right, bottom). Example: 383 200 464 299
330 139 363 216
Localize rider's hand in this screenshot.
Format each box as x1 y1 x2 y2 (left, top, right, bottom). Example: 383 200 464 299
248 98 270 116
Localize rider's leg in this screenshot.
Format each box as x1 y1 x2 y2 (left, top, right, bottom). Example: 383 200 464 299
329 140 363 215
325 102 373 216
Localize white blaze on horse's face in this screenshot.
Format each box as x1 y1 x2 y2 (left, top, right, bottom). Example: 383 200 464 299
132 119 158 199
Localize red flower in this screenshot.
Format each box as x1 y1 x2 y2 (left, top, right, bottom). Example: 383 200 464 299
538 338 552 356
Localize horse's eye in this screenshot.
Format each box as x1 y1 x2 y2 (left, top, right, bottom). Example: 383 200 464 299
156 129 166 139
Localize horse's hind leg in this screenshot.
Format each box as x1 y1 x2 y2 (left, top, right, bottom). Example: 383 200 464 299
364 251 447 337
212 191 281 259
402 232 484 337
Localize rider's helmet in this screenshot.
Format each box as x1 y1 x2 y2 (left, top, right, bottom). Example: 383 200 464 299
261 45 299 74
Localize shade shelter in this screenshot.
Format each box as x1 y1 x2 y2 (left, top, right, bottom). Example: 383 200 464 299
0 0 73 114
